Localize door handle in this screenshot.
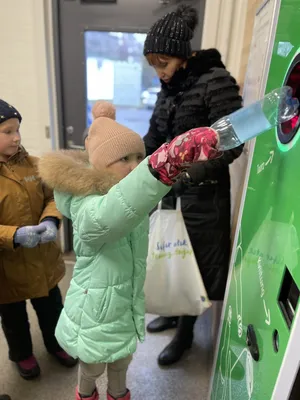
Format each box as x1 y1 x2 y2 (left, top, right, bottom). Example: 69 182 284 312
66 126 74 135
67 140 84 150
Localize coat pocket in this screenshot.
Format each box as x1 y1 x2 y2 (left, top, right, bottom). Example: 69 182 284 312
94 287 109 322
1 248 29 286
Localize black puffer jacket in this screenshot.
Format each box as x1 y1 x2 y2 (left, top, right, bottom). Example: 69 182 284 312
144 49 243 300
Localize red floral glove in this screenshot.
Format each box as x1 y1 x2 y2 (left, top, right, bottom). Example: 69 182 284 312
149 127 221 185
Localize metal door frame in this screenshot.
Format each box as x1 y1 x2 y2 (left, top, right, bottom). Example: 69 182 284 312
51 0 65 151
50 1 161 251
51 0 205 151
50 0 70 250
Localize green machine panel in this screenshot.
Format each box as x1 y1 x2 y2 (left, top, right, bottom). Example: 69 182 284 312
210 0 300 399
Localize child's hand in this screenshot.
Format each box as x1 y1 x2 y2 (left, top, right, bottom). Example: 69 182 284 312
14 225 47 248
37 220 58 244
149 127 221 185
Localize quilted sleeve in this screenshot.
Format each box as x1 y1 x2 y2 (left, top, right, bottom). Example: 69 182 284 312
74 158 170 247
183 68 244 184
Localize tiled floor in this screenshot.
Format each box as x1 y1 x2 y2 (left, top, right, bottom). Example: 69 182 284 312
0 262 216 400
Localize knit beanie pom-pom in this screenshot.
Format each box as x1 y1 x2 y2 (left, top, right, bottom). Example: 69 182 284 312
92 101 116 120
175 5 199 32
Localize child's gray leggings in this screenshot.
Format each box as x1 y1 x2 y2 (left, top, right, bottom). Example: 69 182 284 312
78 355 132 398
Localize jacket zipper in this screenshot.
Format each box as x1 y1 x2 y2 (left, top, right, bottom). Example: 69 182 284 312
1 166 37 229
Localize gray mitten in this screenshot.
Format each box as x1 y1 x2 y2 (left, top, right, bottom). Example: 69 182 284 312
38 220 58 244
14 225 47 248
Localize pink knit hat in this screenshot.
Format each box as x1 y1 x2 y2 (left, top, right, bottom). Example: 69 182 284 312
87 101 146 169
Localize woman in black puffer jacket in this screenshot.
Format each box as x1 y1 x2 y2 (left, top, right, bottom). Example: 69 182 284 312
144 5 243 366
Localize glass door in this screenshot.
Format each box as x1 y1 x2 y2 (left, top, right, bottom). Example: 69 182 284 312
54 0 204 250
85 30 159 135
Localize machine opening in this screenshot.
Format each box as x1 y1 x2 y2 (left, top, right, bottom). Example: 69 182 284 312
273 329 279 353
278 267 299 329
278 54 300 144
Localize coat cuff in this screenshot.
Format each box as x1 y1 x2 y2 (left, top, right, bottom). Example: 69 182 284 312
40 217 60 229
0 226 19 250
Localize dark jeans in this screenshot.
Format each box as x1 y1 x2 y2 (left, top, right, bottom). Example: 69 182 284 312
0 285 63 362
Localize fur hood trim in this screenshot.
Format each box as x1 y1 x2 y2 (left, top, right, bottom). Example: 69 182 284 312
38 150 119 196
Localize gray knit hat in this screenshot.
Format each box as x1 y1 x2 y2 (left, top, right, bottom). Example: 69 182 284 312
144 5 198 59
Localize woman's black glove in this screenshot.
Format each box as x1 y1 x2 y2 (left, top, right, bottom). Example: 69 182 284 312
171 179 189 198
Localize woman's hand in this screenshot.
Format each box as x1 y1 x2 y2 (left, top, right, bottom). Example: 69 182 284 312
148 127 221 185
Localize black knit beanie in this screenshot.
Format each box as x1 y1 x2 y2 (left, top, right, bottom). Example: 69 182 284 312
0 99 22 124
144 5 199 59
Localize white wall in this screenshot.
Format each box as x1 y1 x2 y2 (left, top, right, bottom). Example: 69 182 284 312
201 0 251 236
201 0 248 81
0 0 63 248
0 0 55 156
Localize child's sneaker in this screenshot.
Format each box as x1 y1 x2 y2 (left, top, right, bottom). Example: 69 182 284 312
53 350 78 368
107 390 130 400
75 387 99 400
16 355 41 380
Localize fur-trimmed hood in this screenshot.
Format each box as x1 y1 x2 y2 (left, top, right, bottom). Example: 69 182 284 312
38 150 119 196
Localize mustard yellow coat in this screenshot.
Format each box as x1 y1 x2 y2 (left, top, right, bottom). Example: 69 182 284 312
0 147 65 304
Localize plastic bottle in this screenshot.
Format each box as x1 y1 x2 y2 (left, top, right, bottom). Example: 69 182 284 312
212 86 299 151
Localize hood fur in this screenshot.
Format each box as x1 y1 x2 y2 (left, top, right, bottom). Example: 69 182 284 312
38 150 120 196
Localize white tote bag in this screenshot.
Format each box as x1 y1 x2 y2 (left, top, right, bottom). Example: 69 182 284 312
144 198 212 316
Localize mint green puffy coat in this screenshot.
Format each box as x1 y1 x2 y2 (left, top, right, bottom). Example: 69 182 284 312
38 150 169 364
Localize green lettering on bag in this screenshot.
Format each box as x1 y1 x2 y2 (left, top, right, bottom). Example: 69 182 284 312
151 248 193 260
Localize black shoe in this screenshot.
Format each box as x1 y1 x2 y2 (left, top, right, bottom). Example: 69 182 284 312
158 336 193 366
0 395 11 400
147 317 179 333
16 356 41 380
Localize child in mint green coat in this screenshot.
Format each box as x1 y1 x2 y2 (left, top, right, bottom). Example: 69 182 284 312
39 102 219 400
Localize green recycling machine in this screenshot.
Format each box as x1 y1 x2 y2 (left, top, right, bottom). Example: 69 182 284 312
209 0 300 398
